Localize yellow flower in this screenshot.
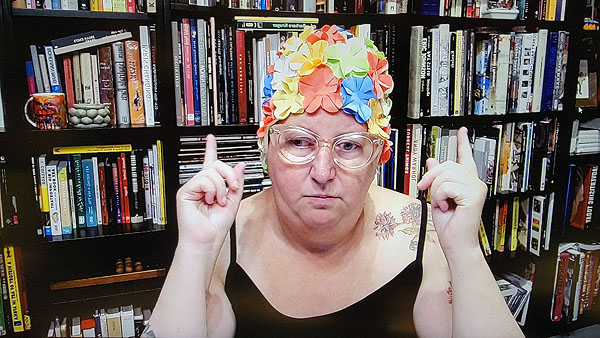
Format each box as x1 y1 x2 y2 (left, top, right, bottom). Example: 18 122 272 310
299 26 315 41
367 99 391 139
289 40 329 77
272 77 305 120
282 36 303 56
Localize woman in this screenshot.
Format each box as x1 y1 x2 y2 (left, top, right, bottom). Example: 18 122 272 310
144 26 523 337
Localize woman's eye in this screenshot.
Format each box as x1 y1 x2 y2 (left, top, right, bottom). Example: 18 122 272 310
338 142 360 151
289 138 314 148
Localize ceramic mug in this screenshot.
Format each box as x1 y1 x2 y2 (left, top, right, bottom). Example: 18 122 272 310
24 93 68 130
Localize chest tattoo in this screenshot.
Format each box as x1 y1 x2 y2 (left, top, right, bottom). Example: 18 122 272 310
373 202 436 250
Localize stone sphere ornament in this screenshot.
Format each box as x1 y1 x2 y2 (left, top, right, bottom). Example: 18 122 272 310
68 103 112 128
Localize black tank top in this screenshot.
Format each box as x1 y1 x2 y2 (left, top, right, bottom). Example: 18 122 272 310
225 199 429 337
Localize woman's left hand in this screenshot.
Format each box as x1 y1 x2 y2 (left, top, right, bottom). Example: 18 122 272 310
416 127 488 259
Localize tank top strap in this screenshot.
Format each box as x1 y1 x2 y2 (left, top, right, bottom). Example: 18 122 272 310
230 222 237 262
415 198 428 265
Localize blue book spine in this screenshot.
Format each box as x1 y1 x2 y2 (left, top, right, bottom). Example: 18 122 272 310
421 0 439 16
82 159 97 227
51 0 60 9
190 19 202 125
562 164 576 234
541 32 558 111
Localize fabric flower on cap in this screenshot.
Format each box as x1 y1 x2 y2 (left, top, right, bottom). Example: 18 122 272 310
305 24 346 45
299 65 343 114
341 76 377 123
272 54 295 91
289 40 329 77
272 77 304 120
258 99 276 139
263 74 275 103
325 37 369 79
367 52 394 99
367 99 391 139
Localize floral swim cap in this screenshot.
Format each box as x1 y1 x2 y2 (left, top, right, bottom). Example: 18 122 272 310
258 24 395 166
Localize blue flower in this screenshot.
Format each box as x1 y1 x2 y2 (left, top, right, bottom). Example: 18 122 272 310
340 77 377 123
263 74 274 100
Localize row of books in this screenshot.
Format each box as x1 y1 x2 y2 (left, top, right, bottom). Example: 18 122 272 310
407 26 570 118
0 245 30 335
570 119 600 155
178 134 272 195
13 0 156 12
27 27 159 127
479 193 555 257
374 128 399 190
565 163 598 231
403 119 558 199
33 142 166 241
221 0 408 13
48 307 151 337
551 242 600 323
421 0 529 19
172 18 397 127
495 269 535 326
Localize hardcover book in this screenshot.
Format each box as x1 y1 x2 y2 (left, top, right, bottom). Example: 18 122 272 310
124 40 146 125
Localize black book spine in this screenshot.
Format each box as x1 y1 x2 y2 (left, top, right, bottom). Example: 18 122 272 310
227 25 238 124
78 0 90 10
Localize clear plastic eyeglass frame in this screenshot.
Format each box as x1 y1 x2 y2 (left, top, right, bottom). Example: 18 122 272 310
268 125 385 169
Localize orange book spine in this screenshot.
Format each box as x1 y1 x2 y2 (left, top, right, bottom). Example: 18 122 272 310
124 40 145 125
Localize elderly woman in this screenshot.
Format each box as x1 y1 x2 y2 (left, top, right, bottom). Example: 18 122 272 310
144 26 523 337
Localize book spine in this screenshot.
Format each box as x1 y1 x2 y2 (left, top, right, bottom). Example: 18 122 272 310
236 30 248 124
38 53 52 93
44 46 62 93
62 56 75 109
157 140 166 224
72 154 87 228
112 163 122 223
210 18 219 125
403 124 412 195
139 26 155 127
198 20 210 126
552 251 570 321
103 0 112 10
29 45 44 93
124 40 146 125
98 162 108 225
98 46 116 125
112 42 130 125
66 157 77 231
149 25 160 125
529 195 544 256
46 161 63 236
57 163 72 235
126 0 135 12
227 25 238 124
38 154 50 213
531 29 548 113
129 151 144 222
120 153 131 223
3 246 24 332
408 26 423 119
171 21 184 127
181 19 195 126
113 0 126 11
91 157 102 225
142 156 152 220
91 54 101 104
82 159 97 227
80 52 94 104
190 20 202 125
72 53 83 104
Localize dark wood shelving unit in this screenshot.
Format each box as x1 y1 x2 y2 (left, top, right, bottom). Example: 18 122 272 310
50 268 166 290
11 8 152 20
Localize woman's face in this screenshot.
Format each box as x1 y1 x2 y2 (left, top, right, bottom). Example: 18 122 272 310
267 109 380 243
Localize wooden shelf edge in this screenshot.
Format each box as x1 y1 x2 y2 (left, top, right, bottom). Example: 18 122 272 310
50 268 166 291
11 8 150 20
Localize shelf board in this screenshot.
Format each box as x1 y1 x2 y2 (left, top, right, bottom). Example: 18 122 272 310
404 110 565 126
11 8 152 20
26 124 165 147
50 268 166 291
176 123 259 136
44 222 166 243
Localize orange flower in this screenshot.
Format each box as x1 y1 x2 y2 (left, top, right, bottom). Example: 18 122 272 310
367 52 394 99
379 140 393 164
306 25 346 45
258 99 276 139
298 65 343 114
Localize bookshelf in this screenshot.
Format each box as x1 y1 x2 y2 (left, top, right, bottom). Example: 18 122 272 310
0 0 597 337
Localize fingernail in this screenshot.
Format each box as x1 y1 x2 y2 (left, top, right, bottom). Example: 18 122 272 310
233 179 240 189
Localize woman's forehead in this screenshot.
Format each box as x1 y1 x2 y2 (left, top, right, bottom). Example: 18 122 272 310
279 110 368 136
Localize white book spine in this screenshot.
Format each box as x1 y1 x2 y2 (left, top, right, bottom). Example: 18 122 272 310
68 0 77 9
494 34 511 115
44 0 52 9
91 157 103 225
29 45 44 93
44 46 62 93
38 53 52 93
46 161 63 236
112 42 130 125
430 28 439 116
197 19 210 126
120 306 135 338
529 195 544 256
543 192 555 251
437 24 450 117
57 162 72 234
152 143 162 224
516 34 534 113
171 22 183 127
91 54 101 104
148 148 158 224
407 26 423 119
79 52 94 104
61 0 69 10
72 53 83 103
531 29 548 112
409 124 422 198
139 26 156 127
147 0 157 12
103 0 113 11
99 310 108 337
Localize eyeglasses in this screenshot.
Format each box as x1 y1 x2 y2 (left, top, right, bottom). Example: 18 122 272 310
269 126 385 169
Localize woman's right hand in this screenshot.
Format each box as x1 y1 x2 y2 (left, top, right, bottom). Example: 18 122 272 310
176 134 246 254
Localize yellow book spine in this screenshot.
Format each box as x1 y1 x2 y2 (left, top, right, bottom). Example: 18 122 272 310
90 0 100 11
157 140 166 225
478 219 491 256
112 0 126 12
52 144 132 155
4 245 24 332
510 197 519 252
547 0 557 21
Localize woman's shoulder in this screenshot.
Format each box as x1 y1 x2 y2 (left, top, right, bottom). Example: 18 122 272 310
368 185 421 212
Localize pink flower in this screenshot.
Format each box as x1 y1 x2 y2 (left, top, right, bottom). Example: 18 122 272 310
367 52 394 99
298 65 343 114
305 25 346 45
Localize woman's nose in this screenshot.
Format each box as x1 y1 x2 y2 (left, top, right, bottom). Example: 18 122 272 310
309 146 336 183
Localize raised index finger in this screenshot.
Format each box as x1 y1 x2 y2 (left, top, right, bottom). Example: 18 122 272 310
456 127 478 175
204 134 218 166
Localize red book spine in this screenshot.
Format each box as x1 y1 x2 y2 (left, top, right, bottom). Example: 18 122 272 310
354 0 363 14
404 124 412 195
63 56 75 109
552 252 570 321
112 163 122 224
126 0 135 12
181 19 194 126
236 30 247 125
98 162 109 225
120 153 131 223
